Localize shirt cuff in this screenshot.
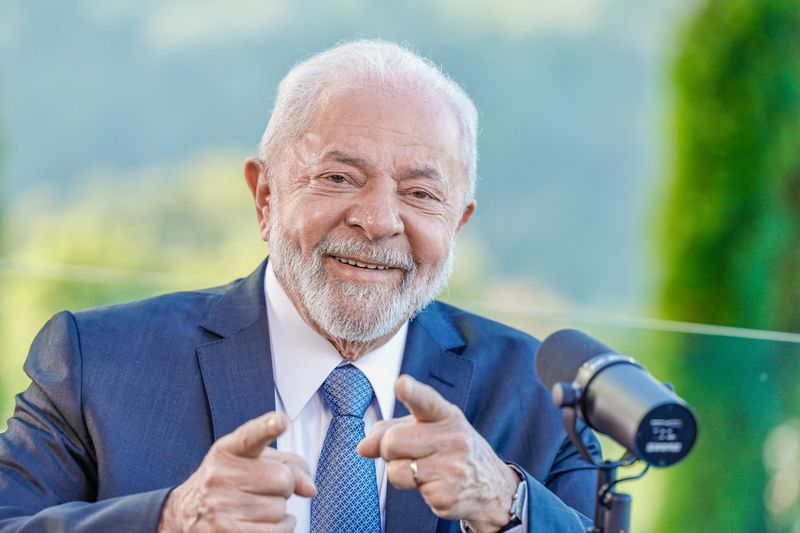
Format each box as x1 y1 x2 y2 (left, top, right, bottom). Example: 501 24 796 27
459 465 528 533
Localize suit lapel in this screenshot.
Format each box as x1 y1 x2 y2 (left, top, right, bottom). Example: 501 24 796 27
385 303 474 533
196 261 277 440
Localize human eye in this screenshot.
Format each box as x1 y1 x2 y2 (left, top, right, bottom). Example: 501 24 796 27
326 173 348 184
407 188 440 202
313 173 359 189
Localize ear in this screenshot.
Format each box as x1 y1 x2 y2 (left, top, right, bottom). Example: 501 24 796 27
455 199 476 235
244 157 272 242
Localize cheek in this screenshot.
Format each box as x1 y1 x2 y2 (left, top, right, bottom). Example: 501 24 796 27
402 200 466 264
406 224 453 267
281 198 346 247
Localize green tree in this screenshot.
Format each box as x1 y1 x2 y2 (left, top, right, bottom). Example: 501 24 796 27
0 122 5 422
658 0 800 530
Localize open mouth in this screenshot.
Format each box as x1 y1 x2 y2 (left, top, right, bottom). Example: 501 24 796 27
333 256 390 270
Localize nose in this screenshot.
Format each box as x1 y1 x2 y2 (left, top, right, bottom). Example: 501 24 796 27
345 179 404 241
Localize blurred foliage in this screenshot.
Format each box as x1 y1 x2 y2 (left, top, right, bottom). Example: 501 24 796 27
0 150 266 413
658 0 800 530
0 114 5 412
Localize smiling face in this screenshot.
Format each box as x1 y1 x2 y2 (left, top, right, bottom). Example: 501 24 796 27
246 85 476 355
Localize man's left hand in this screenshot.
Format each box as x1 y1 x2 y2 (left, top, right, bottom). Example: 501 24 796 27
357 375 521 533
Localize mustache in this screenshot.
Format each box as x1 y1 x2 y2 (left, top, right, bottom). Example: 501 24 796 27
316 236 416 272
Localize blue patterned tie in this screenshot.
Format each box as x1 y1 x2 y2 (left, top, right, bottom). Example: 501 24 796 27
311 365 381 533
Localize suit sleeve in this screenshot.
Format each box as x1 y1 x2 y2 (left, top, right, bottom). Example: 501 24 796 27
0 311 170 533
515 424 600 532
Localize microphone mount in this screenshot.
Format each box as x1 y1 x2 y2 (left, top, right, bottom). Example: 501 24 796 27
537 329 698 532
556 386 646 533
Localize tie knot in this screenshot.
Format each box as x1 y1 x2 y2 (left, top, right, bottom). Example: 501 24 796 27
320 365 374 417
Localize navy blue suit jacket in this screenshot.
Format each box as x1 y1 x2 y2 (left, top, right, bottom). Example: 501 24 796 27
0 261 598 532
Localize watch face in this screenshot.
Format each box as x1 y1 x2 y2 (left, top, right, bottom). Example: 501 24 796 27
510 479 526 515
495 478 525 533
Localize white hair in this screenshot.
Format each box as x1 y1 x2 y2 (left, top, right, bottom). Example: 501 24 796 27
258 39 479 200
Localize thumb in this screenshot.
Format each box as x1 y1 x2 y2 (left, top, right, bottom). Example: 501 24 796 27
217 411 288 458
395 375 455 423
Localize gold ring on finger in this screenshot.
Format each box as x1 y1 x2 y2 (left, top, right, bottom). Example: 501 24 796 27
410 459 421 487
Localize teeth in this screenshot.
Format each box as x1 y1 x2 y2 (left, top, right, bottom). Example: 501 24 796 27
335 256 387 270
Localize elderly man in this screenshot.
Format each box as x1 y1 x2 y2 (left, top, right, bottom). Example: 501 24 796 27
0 40 598 532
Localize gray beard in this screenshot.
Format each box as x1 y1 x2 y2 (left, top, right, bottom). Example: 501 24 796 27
268 220 455 344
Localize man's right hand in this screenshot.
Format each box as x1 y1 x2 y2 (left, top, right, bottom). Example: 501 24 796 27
158 412 316 532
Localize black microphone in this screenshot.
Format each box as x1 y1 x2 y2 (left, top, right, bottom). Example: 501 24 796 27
535 329 698 467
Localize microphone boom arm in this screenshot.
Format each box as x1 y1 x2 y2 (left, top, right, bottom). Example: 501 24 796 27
557 382 638 533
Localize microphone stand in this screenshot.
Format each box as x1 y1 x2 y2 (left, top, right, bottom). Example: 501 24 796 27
556 385 650 533
591 459 634 533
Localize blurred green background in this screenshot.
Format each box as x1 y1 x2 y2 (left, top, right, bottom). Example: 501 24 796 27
1 0 799 531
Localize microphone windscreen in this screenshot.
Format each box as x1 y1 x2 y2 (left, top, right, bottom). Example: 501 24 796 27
535 329 616 389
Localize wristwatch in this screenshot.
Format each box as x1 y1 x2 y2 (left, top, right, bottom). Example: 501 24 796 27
496 476 526 532
460 471 527 533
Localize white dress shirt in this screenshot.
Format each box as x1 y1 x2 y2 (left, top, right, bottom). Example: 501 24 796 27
264 262 407 533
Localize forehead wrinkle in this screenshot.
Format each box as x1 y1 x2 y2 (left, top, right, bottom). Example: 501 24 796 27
314 148 373 171
400 164 445 183
288 138 315 170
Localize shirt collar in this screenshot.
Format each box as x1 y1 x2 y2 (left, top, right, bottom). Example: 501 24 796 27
265 261 407 421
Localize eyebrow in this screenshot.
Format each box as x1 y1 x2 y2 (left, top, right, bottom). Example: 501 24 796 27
401 165 445 183
318 150 371 169
317 149 446 184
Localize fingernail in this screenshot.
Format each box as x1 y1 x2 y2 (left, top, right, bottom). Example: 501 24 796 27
265 413 278 429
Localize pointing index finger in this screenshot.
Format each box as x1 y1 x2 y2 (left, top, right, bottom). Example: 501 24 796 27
358 417 412 458
395 375 455 423
218 411 288 458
